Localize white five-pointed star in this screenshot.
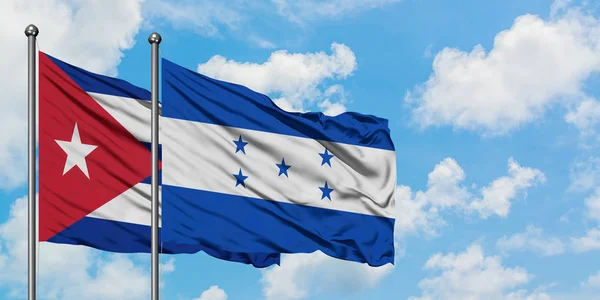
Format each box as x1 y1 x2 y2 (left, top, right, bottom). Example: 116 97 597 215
55 123 98 179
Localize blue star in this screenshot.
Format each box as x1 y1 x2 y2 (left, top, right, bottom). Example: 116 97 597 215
233 135 248 154
319 181 334 200
276 158 291 177
233 168 248 188
319 148 334 167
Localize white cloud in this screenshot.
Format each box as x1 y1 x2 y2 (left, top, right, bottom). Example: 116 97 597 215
160 257 176 274
396 157 545 238
260 251 393 300
550 0 574 18
570 177 600 254
144 1 398 46
272 0 401 25
317 85 348 116
405 5 600 135
585 188 600 222
571 228 600 253
469 158 546 218
565 98 600 138
496 225 566 256
415 157 470 209
409 244 548 300
248 35 277 49
569 156 600 192
394 158 467 238
581 270 600 289
194 285 228 300
0 196 160 299
144 0 399 40
272 98 307 113
0 0 144 188
143 0 244 37
318 99 347 116
394 185 445 238
197 43 356 112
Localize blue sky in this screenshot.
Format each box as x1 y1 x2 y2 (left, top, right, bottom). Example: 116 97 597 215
1 0 600 299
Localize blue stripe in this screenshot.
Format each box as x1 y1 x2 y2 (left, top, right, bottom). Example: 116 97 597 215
47 216 280 268
162 185 395 267
161 58 395 151
45 52 151 100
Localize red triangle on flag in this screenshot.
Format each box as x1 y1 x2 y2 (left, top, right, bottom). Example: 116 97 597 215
38 52 158 242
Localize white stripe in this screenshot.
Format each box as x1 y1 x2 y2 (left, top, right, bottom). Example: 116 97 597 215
87 183 162 226
162 118 396 218
88 92 154 143
87 92 395 219
86 93 158 226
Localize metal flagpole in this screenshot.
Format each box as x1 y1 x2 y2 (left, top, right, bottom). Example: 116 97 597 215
25 24 39 300
148 32 162 300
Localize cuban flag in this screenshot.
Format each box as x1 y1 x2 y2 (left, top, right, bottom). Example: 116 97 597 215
161 59 397 266
38 51 279 268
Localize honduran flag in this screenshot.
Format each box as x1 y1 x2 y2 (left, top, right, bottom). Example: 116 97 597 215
38 51 279 268
160 59 397 267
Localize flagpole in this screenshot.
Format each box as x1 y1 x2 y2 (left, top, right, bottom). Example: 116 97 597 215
148 32 162 300
25 24 39 300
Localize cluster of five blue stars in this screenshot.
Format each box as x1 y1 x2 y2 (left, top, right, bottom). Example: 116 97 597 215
231 135 334 200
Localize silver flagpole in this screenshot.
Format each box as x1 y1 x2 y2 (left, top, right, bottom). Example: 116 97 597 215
25 24 39 300
148 32 162 300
